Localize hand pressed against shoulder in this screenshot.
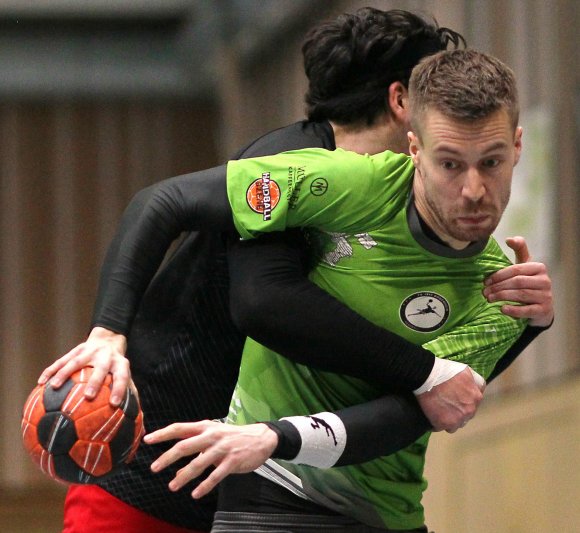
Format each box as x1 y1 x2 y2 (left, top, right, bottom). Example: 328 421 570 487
483 236 554 327
37 326 131 406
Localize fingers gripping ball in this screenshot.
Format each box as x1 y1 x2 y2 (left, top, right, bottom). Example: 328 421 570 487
21 367 144 484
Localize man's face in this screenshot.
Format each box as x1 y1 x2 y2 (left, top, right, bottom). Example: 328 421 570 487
409 108 522 249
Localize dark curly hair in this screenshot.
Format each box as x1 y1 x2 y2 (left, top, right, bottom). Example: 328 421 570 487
302 8 465 125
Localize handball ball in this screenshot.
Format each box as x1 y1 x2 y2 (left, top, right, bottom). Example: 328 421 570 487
21 367 144 484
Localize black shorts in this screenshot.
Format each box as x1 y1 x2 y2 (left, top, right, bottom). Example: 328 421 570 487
216 473 428 533
211 511 428 532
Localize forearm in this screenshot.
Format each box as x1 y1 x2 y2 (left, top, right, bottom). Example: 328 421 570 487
91 165 233 334
266 392 431 467
228 233 435 390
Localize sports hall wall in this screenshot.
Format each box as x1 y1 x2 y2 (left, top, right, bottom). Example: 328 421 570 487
0 1 577 532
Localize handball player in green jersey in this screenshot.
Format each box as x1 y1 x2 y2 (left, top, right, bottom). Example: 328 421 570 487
145 50 543 532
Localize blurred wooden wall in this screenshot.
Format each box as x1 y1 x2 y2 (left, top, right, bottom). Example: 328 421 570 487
424 377 580 532
0 98 219 489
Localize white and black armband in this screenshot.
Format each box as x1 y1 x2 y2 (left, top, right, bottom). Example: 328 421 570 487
265 393 432 468
265 412 347 468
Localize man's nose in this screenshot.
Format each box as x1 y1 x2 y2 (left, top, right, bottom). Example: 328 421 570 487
461 168 485 202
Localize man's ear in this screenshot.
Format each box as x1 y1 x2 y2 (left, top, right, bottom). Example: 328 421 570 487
408 131 420 165
513 126 523 166
388 82 409 122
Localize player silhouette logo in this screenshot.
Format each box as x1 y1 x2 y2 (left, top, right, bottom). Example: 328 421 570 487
400 292 450 332
407 298 441 317
308 415 338 446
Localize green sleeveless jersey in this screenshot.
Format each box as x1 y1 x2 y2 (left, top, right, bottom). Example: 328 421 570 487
226 148 526 530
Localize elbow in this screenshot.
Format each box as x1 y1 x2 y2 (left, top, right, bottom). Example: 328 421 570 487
229 281 275 337
128 184 157 212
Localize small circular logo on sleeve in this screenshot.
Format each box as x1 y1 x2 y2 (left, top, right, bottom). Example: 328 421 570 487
400 292 450 332
310 177 328 196
246 172 280 221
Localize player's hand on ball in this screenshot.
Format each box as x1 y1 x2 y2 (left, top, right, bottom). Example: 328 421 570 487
22 366 144 484
37 326 130 406
146 420 278 499
483 236 554 328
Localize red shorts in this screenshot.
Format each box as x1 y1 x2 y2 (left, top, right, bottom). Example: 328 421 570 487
63 484 208 533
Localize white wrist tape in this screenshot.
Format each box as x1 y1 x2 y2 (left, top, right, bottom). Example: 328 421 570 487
413 358 485 395
280 412 347 468
469 368 486 389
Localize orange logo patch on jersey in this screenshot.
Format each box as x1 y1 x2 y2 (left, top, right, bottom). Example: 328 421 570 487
246 172 281 221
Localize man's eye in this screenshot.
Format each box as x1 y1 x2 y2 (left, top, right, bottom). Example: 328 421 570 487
482 158 500 168
442 160 458 170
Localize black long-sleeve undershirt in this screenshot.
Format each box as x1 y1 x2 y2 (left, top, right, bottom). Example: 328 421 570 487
90 158 546 466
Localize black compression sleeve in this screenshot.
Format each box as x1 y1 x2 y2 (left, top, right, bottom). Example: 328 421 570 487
488 323 550 382
264 323 548 465
263 421 301 460
266 393 431 466
334 393 430 465
267 320 551 465
92 165 233 334
91 185 155 332
228 232 435 390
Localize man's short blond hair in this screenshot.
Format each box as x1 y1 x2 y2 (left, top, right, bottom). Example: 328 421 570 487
409 49 519 135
